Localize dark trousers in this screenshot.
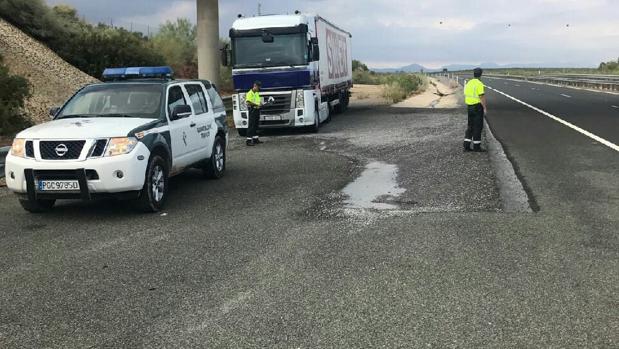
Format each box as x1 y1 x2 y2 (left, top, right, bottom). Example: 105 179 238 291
464 103 484 149
247 107 260 139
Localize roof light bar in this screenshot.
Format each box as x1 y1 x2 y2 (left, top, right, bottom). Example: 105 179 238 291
102 66 174 81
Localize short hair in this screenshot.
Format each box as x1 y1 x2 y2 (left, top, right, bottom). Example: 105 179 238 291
253 80 262 87
473 68 483 78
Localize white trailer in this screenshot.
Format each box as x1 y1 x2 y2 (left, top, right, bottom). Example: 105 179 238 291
227 13 352 134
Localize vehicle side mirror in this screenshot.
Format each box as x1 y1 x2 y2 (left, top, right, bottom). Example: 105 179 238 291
262 31 274 43
221 44 230 67
310 38 320 61
49 106 60 118
171 105 192 121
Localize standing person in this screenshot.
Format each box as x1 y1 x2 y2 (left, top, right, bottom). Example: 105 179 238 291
463 68 488 152
245 81 264 146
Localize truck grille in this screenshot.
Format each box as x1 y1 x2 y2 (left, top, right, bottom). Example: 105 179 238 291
39 140 85 160
261 94 292 115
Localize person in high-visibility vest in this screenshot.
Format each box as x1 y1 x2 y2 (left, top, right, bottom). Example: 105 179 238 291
463 68 488 152
245 81 264 146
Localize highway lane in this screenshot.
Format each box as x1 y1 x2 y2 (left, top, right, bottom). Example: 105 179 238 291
484 77 619 145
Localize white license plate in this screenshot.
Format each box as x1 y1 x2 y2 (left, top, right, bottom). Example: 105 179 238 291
262 115 282 121
37 180 80 192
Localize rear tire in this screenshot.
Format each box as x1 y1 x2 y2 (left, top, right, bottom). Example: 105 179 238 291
237 129 247 137
133 155 168 213
19 198 55 213
204 136 226 179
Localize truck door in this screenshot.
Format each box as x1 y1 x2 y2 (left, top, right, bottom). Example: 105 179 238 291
166 85 194 169
184 83 214 160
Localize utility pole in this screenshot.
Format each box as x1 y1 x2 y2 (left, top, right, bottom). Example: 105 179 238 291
258 2 262 16
196 0 221 86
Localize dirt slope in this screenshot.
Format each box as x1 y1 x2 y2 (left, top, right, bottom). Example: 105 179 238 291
0 18 98 125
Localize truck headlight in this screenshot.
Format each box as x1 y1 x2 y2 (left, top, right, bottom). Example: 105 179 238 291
10 138 26 158
296 90 305 108
239 93 248 111
105 137 138 157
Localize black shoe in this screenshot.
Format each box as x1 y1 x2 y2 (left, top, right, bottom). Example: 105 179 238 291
253 138 264 144
463 141 471 152
246 140 255 146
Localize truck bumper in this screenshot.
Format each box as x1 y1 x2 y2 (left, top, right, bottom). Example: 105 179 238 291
4 143 150 198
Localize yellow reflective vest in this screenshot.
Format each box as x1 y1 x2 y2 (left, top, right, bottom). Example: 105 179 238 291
464 78 485 105
246 89 261 107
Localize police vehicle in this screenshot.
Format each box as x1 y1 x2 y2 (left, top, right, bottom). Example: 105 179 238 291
4 66 228 213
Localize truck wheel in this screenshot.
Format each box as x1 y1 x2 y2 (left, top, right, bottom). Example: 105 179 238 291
237 129 247 137
311 110 321 133
19 198 55 213
134 155 168 212
334 92 346 114
204 136 226 179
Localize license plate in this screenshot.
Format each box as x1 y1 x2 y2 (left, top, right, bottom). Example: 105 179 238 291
37 180 80 192
262 115 282 121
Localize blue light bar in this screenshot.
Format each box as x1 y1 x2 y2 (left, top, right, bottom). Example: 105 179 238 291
102 66 174 80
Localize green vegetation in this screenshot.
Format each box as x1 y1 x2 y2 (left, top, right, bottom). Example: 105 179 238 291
353 60 426 103
0 0 165 79
598 58 619 73
0 54 31 136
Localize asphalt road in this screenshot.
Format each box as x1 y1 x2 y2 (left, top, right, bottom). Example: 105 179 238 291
0 96 617 347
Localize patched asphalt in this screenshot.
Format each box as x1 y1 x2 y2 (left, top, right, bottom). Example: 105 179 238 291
0 101 616 348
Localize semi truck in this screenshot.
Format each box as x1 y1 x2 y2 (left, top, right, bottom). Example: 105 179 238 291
226 13 352 135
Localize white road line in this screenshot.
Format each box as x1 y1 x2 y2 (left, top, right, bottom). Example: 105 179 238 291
514 84 521 87
560 94 572 98
612 105 619 109
488 86 619 153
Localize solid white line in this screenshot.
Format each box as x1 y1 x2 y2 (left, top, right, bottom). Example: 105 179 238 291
514 84 521 87
612 105 619 109
487 86 619 152
560 94 572 98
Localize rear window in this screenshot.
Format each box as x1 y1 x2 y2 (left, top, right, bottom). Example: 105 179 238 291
207 87 226 112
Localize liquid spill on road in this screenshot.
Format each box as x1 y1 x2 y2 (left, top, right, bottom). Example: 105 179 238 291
342 161 406 210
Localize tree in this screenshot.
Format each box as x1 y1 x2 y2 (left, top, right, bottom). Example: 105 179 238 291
152 18 198 78
352 59 369 72
0 54 31 136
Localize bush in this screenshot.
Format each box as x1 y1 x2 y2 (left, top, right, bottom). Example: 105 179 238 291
382 74 426 103
0 54 31 136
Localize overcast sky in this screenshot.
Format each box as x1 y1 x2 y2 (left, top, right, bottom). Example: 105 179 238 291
46 0 619 69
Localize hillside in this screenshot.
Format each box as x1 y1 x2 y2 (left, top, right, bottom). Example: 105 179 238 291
0 18 98 125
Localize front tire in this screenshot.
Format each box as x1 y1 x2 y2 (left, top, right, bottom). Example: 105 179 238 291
134 155 168 212
204 136 226 179
19 198 55 213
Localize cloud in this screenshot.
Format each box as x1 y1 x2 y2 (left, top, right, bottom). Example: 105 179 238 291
45 0 619 68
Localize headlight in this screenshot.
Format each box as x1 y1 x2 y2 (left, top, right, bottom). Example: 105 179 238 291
239 93 247 111
10 138 25 158
296 90 305 108
105 137 138 157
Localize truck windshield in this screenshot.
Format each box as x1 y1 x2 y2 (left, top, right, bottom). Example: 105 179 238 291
233 33 307 68
56 83 163 119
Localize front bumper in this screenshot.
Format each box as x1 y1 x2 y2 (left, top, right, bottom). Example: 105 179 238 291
4 143 150 198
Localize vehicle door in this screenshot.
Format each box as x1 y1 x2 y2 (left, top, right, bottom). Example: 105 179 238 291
166 84 194 169
206 84 228 145
183 83 214 161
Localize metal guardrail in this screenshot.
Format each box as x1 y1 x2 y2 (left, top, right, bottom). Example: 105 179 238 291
0 146 9 179
484 74 619 92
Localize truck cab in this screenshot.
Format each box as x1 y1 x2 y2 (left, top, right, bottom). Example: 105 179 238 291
227 14 352 135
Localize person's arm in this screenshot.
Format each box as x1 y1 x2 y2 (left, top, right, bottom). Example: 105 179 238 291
480 95 488 114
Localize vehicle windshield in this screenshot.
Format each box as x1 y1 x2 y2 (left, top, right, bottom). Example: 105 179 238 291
57 83 163 119
233 33 308 68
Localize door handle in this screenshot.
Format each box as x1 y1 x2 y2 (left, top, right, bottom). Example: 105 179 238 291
190 122 196 128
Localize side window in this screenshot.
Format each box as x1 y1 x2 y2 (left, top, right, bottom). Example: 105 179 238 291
185 84 208 114
206 87 225 112
167 86 187 115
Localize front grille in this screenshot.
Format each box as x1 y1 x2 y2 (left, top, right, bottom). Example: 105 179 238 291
40 140 85 160
25 141 34 158
261 94 292 115
90 139 108 157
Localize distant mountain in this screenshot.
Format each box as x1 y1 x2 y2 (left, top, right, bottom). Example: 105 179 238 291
372 62 584 73
372 63 429 73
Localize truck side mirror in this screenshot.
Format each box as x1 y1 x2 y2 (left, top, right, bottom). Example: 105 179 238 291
221 44 230 67
310 37 320 61
49 106 60 119
171 105 192 121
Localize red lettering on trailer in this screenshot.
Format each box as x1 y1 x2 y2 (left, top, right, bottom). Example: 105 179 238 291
326 28 348 80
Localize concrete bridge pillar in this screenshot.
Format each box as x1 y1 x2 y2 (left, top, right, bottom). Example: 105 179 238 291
196 0 220 86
